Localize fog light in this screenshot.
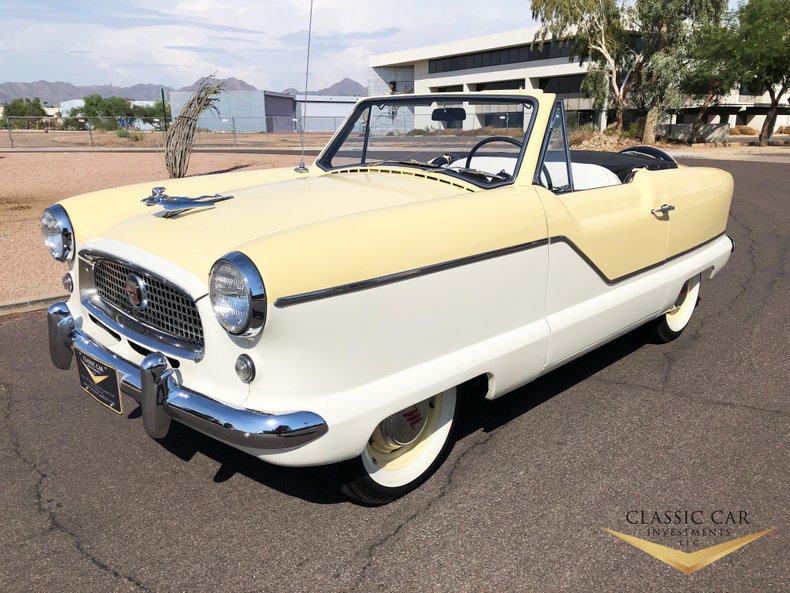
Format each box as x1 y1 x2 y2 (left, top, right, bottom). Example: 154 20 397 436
234 354 255 383
62 273 73 293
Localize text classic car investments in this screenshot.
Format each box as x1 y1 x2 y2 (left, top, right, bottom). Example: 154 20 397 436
43 91 735 504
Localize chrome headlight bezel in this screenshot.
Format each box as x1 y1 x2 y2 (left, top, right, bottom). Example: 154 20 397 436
40 204 75 262
209 252 266 337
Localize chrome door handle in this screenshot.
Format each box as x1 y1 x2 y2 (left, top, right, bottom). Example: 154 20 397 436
651 203 675 215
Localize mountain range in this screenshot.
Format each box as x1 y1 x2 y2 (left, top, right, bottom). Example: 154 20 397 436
282 77 367 97
0 76 367 106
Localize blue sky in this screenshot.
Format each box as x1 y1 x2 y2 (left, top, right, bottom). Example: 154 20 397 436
0 1 743 91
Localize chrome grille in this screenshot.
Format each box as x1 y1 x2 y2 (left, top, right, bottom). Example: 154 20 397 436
93 259 204 348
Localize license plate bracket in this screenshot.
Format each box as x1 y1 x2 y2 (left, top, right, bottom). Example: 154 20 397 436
74 348 123 414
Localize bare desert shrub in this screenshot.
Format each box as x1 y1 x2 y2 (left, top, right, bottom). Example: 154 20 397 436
165 76 225 178
568 129 639 151
568 128 596 146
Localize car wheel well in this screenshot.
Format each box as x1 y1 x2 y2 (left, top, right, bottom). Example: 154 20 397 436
456 373 492 400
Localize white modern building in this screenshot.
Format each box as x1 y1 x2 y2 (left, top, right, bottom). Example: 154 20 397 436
369 26 790 133
370 28 594 127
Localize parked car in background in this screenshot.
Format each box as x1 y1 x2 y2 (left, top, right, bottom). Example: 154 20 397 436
43 90 734 504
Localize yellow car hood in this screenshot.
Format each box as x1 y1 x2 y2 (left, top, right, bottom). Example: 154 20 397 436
68 170 474 287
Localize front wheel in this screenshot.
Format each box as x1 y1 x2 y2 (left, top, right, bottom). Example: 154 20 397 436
338 388 458 505
649 274 701 343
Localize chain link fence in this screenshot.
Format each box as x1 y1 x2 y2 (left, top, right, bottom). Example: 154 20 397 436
0 115 345 149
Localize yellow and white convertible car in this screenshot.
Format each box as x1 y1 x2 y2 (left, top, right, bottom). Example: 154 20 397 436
43 91 734 504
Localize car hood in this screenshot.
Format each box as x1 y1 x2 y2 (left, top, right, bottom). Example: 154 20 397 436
78 170 474 286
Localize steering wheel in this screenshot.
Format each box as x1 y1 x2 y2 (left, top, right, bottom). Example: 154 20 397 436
428 153 455 167
465 136 523 169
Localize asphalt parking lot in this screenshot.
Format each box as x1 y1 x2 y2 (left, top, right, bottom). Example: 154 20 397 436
0 158 787 592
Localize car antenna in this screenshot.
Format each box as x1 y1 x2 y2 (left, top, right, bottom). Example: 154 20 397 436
294 0 314 174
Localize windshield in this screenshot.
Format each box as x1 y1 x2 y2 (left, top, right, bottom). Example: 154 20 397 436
317 95 537 188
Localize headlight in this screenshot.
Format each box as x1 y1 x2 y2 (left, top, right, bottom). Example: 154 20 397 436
40 205 74 262
209 252 266 336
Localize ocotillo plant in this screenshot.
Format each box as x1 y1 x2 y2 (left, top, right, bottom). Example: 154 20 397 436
165 77 225 178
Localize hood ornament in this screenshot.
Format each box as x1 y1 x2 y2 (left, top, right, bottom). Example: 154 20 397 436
143 187 234 218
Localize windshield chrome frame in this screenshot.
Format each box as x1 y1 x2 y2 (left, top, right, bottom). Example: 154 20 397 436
315 94 539 189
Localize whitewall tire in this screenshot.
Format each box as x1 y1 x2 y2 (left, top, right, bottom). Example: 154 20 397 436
650 274 702 343
339 388 458 505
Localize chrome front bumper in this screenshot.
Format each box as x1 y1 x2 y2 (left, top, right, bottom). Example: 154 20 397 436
47 302 328 450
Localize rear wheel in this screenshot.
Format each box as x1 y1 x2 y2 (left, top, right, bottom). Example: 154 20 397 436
649 274 701 343
339 388 458 505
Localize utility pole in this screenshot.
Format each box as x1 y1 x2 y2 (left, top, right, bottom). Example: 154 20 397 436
161 88 169 134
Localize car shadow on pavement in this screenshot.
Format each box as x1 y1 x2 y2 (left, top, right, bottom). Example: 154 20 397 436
154 421 348 504
148 327 652 505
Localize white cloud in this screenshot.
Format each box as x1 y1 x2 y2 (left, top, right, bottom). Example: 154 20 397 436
0 0 538 91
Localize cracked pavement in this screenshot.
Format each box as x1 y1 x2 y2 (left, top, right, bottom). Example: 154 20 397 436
0 159 787 592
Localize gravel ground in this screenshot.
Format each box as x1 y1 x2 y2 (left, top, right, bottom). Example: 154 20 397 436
0 152 300 303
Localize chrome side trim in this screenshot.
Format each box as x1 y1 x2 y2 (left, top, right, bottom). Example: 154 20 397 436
46 303 329 450
551 232 727 285
274 232 731 308
274 238 551 308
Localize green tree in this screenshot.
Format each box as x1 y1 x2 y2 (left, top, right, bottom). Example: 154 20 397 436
708 0 790 146
131 100 172 128
75 94 133 118
71 94 134 130
531 0 642 131
2 97 47 128
680 21 740 126
533 0 727 142
633 0 726 144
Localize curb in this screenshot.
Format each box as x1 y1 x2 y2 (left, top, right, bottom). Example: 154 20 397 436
0 294 68 316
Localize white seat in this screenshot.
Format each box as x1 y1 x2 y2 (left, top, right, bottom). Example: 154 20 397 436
543 161 621 190
570 162 621 190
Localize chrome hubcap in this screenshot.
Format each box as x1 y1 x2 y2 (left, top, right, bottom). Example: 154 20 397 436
372 399 433 453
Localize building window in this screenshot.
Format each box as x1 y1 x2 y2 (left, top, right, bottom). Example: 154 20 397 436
427 40 573 74
476 79 525 91
539 74 585 97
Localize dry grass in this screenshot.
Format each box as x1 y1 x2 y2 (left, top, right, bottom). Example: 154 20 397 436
568 129 640 151
729 125 759 136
